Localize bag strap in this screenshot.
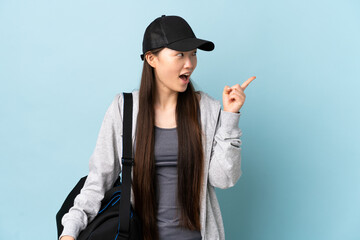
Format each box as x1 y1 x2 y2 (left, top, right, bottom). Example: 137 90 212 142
118 92 134 236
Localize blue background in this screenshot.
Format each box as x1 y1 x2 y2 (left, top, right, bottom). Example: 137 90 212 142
1 0 359 239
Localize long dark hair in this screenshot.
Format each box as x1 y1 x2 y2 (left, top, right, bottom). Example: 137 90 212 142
132 48 204 240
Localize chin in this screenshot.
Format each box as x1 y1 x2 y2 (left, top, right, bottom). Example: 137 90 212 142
178 86 188 93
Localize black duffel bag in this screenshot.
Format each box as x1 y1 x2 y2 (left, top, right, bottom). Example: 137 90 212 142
56 92 143 240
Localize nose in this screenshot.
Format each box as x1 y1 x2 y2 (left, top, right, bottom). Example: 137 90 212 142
184 55 196 70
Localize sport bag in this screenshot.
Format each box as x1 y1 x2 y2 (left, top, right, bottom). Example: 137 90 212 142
56 92 143 240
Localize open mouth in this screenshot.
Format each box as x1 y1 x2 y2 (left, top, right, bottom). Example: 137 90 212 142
179 74 190 82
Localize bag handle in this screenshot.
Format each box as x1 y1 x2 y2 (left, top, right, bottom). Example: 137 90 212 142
118 92 134 236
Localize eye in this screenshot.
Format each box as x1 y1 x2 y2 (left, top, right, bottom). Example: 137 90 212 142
193 51 197 56
177 53 184 57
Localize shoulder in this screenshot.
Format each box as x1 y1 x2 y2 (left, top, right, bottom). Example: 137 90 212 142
110 89 139 121
197 91 222 126
197 90 221 109
113 89 140 106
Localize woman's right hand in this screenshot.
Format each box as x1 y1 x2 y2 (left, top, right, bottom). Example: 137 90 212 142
60 236 75 240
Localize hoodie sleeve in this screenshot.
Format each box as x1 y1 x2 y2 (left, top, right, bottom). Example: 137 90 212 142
208 109 243 189
59 94 123 240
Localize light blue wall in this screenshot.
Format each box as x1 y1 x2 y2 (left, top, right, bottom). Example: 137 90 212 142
0 0 359 239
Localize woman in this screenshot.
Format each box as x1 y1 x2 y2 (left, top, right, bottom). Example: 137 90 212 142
60 15 255 240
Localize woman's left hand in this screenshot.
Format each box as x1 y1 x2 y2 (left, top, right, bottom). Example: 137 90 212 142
222 76 256 113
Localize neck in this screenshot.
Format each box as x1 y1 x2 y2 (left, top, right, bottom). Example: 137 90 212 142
154 85 178 111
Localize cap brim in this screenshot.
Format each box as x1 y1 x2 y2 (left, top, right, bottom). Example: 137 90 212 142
166 38 215 52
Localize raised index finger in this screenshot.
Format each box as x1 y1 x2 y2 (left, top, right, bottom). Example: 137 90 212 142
241 76 256 90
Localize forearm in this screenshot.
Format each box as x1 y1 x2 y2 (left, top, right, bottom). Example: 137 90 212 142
208 110 243 189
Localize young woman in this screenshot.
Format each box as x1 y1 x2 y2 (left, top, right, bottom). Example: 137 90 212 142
60 15 255 240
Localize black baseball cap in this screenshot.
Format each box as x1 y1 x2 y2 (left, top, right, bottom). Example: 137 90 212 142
140 15 215 61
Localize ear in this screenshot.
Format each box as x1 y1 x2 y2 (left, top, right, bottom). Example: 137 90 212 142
145 52 157 68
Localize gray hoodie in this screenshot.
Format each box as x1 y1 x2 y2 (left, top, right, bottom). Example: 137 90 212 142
60 90 243 240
